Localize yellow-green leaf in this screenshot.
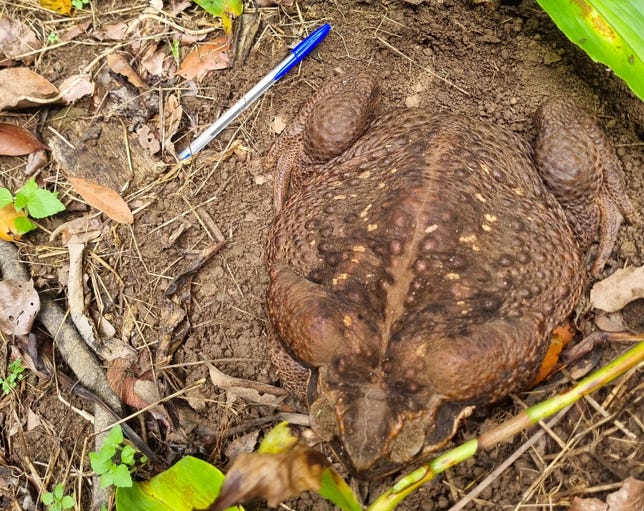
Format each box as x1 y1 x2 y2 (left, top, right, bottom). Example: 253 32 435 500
115 456 242 511
193 0 243 35
39 0 73 16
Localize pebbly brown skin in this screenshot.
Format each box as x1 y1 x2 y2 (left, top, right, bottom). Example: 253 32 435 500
263 74 638 479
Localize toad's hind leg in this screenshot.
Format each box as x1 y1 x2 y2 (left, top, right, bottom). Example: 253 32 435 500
533 99 639 276
264 73 379 210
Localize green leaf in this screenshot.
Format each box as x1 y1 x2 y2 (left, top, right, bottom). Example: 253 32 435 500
107 424 124 447
13 178 65 218
121 444 136 466
13 215 37 235
13 178 38 211
41 492 54 505
319 469 363 511
102 463 132 488
193 0 243 34
257 421 298 454
537 0 644 100
116 456 243 511
90 447 116 475
54 483 64 500
0 188 13 208
61 495 75 509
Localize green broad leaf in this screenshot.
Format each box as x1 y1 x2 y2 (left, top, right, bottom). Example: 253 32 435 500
537 0 644 100
61 495 75 509
121 445 136 466
318 469 363 511
0 188 13 208
41 492 54 506
13 215 37 235
53 483 64 500
257 421 298 454
13 178 38 211
193 0 243 34
90 447 116 475
107 424 125 447
14 178 65 219
116 456 243 511
103 463 132 488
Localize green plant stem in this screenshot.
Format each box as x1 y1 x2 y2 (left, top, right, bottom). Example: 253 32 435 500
368 341 644 511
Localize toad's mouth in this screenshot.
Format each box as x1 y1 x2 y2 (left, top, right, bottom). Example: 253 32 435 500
309 382 474 479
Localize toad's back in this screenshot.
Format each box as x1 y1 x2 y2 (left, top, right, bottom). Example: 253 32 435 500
264 76 636 477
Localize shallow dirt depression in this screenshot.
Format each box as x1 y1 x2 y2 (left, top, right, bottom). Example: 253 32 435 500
0 0 642 510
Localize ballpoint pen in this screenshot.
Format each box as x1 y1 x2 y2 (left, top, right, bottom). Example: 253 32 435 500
178 23 332 160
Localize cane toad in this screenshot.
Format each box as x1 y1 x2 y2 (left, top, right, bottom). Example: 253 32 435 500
264 74 638 478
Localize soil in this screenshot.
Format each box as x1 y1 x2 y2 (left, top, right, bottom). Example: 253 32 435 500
0 1 642 510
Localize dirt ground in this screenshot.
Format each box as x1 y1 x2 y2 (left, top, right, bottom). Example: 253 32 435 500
0 0 642 510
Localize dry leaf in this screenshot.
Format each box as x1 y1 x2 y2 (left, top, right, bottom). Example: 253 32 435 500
163 92 182 152
209 447 328 511
0 68 59 111
68 176 134 224
106 53 145 87
39 0 72 16
0 123 49 155
271 115 286 134
137 124 161 155
61 20 91 42
141 45 166 76
571 478 644 511
0 279 40 336
94 22 129 41
107 357 160 410
590 265 644 312
59 74 95 104
176 37 230 80
207 363 287 407
50 215 102 244
25 150 49 175
0 15 42 66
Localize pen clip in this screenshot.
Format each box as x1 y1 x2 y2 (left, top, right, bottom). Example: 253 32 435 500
274 24 331 80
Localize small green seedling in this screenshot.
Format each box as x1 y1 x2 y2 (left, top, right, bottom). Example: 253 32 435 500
89 425 148 488
0 178 65 240
0 359 25 394
170 39 180 62
41 483 75 511
71 0 90 10
47 32 61 44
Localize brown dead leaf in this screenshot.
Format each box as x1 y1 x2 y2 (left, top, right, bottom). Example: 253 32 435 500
107 357 159 410
50 215 102 245
68 176 134 224
93 21 128 41
106 53 145 88
0 123 49 155
570 497 607 511
137 124 161 155
163 92 182 153
141 45 166 76
570 478 644 511
25 150 49 175
207 363 287 407
0 15 42 66
0 279 40 336
0 68 59 111
61 20 91 42
590 265 644 312
208 447 328 511
59 74 95 104
176 37 230 80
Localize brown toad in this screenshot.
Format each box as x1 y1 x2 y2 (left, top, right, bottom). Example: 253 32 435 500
263 74 638 478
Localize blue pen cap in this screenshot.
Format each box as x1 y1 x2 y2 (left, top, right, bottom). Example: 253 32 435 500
274 24 331 80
